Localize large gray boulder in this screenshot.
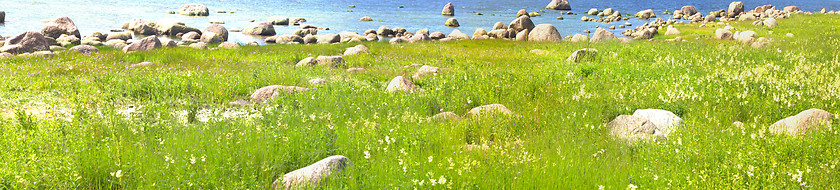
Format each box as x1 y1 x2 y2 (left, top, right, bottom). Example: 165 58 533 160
545 0 571 10
448 29 470 40
632 109 684 137
200 32 224 44
508 15 535 33
122 36 162 53
441 2 455 16
728 2 745 17
527 24 562 42
242 22 276 36
589 28 616 42
715 29 733 40
272 155 350 190
178 3 209 16
680 6 698 16
204 24 229 41
635 9 656 19
0 31 50 54
250 85 308 103
317 34 341 44
41 17 81 39
770 109 835 136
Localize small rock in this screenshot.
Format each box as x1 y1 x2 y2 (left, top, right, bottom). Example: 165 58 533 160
441 3 455 16
178 3 210 16
445 18 460 27
250 85 308 103
465 104 512 118
432 112 460 121
386 76 420 93
69 45 98 53
567 48 598 63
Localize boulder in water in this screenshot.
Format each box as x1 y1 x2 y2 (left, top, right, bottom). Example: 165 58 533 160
178 3 210 16
545 0 571 10
41 17 81 39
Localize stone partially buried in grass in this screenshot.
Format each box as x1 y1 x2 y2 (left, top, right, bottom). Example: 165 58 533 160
632 109 684 137
465 104 512 118
609 115 657 141
412 65 440 80
432 112 460 121
272 155 351 190
769 108 834 136
568 48 598 63
343 44 369 56
250 85 308 103
386 76 420 93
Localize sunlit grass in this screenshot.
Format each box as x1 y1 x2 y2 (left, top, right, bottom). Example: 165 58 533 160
0 14 839 189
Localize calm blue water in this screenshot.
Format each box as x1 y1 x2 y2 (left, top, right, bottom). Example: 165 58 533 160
2 0 839 43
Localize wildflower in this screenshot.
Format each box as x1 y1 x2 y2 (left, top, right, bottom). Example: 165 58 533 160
428 156 433 163
599 185 605 190
364 151 371 159
438 176 447 184
110 170 123 178
627 184 638 190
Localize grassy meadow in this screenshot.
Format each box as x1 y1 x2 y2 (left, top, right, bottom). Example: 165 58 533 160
1 14 840 189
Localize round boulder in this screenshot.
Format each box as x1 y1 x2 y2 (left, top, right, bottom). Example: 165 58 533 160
545 0 571 10
386 76 420 93
527 24 562 42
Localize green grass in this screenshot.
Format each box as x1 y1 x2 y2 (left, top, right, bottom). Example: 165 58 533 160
1 14 840 189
